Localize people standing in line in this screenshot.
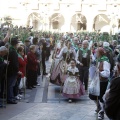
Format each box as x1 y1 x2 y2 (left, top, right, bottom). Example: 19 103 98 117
77 40 91 90
27 45 40 89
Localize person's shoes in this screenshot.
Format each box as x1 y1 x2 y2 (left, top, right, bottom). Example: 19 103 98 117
32 86 36 88
43 73 48 75
27 87 32 90
7 100 17 104
15 96 21 100
68 99 72 103
36 84 40 86
98 110 104 120
18 94 23 98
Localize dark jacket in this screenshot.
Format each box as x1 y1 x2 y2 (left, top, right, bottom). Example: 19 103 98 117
0 41 5 47
0 57 6 81
42 42 47 60
105 77 120 120
7 47 19 76
78 49 91 67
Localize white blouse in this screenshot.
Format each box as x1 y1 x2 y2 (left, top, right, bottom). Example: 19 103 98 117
67 67 79 75
98 61 110 78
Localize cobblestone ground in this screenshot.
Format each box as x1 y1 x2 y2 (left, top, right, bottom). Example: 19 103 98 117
0 58 109 120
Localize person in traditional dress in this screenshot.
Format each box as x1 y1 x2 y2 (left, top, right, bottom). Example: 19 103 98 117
89 47 110 120
53 39 64 58
77 40 91 90
63 59 85 103
50 41 76 85
50 39 65 74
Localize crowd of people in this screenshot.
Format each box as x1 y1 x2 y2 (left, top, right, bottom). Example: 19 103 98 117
50 33 120 120
0 29 120 120
0 30 52 105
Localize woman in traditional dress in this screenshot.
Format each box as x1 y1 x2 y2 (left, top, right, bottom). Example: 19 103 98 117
50 41 76 86
89 47 110 120
50 39 64 74
52 39 64 58
63 59 85 103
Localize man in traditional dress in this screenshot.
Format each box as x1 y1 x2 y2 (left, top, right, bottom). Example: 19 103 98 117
77 40 91 90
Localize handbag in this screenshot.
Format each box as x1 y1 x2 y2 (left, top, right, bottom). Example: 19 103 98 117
19 77 26 89
89 71 100 96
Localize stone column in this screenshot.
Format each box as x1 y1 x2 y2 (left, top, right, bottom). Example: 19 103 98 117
86 18 93 32
63 14 71 32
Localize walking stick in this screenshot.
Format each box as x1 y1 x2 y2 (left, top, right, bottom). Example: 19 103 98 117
23 27 30 100
4 29 11 108
24 45 27 100
40 60 44 82
87 40 93 91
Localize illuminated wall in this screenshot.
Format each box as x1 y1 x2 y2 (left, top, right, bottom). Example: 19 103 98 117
0 0 120 33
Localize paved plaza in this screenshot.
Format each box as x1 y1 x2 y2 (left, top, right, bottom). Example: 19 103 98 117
0 60 109 120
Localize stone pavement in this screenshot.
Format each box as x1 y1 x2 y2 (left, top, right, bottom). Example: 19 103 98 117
9 103 109 120
0 59 109 120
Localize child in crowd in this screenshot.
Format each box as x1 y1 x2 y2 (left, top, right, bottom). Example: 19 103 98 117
63 59 85 103
27 45 40 89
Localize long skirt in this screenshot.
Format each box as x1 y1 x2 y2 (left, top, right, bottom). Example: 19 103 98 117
63 76 85 99
50 59 67 86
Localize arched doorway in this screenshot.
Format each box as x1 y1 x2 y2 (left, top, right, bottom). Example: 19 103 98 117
49 13 64 31
93 14 110 32
71 13 87 31
27 12 43 30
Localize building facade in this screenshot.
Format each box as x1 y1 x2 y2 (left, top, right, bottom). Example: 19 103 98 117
0 0 120 33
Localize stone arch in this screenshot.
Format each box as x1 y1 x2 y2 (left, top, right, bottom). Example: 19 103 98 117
27 12 43 30
93 14 110 32
71 13 87 31
49 13 65 31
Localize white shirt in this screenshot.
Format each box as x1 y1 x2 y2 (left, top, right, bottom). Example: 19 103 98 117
98 61 110 78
